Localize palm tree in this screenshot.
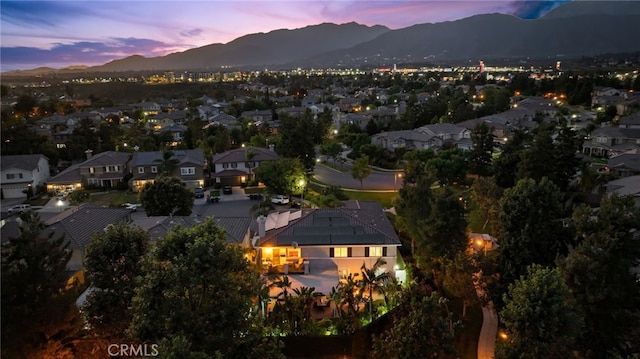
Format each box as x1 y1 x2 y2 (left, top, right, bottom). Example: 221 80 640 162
154 149 179 176
360 258 392 322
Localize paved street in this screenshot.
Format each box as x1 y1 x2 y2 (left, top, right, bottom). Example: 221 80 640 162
312 163 403 190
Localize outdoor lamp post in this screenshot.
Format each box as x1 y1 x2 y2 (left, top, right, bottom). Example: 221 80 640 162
299 178 306 208
395 172 403 190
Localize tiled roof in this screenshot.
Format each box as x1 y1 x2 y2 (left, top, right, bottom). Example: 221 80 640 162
608 153 640 172
146 216 251 245
620 112 640 126
43 204 131 249
131 150 205 167
1 154 48 172
211 147 279 164
82 151 130 167
49 164 82 183
257 200 401 247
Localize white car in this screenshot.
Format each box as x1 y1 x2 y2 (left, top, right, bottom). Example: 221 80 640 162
271 195 290 205
123 203 139 211
7 204 32 215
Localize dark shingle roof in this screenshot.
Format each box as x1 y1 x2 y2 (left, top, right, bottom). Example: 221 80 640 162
147 216 251 245
131 150 204 167
608 152 640 172
43 204 131 249
257 200 400 247
1 154 48 171
211 147 279 164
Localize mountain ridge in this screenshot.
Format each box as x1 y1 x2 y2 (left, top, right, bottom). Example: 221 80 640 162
3 1 640 74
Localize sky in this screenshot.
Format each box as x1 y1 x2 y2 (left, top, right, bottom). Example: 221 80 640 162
0 0 571 71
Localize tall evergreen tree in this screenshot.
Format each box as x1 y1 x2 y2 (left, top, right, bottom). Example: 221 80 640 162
467 123 494 177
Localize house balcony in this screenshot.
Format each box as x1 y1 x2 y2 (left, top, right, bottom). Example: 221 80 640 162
262 256 308 275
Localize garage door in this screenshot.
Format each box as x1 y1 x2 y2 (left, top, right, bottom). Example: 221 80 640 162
1 185 27 199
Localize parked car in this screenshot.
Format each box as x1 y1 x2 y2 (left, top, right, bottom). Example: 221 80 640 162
271 195 290 205
223 185 233 194
123 203 139 211
7 204 32 215
194 187 205 198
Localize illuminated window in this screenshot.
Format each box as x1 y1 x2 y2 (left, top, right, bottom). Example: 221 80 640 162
180 167 195 175
332 247 349 258
369 246 383 257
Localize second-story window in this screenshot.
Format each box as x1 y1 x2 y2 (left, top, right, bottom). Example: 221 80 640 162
330 247 351 258
366 246 384 257
90 167 95 174
6 173 15 179
222 163 229 169
138 167 144 174
151 166 157 173
180 167 195 175
231 162 238 168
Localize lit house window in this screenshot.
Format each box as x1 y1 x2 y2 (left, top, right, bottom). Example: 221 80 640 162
180 167 195 175
365 246 387 257
331 247 350 258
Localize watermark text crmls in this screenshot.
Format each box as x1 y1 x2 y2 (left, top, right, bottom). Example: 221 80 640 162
108 343 159 357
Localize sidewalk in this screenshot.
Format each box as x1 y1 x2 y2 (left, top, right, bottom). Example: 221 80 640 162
475 278 498 359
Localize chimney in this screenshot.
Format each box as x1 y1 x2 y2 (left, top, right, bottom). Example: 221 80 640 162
257 215 266 238
85 149 93 160
268 143 275 152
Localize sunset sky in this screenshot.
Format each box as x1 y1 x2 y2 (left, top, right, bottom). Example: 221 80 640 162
1 0 571 71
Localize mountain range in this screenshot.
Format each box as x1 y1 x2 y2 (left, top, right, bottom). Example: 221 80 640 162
6 1 640 74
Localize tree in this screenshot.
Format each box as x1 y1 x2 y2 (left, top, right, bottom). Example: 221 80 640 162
371 289 460 359
493 129 529 188
140 176 194 216
154 149 179 176
442 253 479 318
395 174 434 255
467 123 494 176
1 212 77 358
277 113 316 169
402 148 435 184
67 189 89 204
497 178 568 296
425 148 467 186
419 187 468 263
497 265 583 359
351 155 372 188
84 222 150 338
558 194 640 357
319 140 342 165
254 158 305 196
470 176 503 237
130 219 278 357
360 258 392 322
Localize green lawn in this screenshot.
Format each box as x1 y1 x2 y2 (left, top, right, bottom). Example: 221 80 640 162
88 191 139 208
345 191 398 208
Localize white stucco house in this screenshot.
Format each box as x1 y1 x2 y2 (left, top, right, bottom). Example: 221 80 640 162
1 154 50 199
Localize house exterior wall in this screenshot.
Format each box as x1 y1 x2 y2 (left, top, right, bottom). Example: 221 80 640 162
296 245 398 277
1 157 50 198
131 163 205 192
68 248 84 271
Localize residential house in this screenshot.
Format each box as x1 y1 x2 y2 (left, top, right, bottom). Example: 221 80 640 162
254 201 403 292
132 102 161 115
129 149 206 192
142 216 252 247
211 146 279 186
43 204 132 270
607 150 640 178
47 151 131 193
371 130 435 151
277 106 309 118
155 123 188 146
1 154 50 198
582 126 640 158
416 123 472 149
619 112 640 129
606 175 640 208
241 109 273 123
336 97 362 112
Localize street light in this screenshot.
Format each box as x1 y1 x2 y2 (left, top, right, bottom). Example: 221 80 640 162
299 178 306 208
395 172 403 190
